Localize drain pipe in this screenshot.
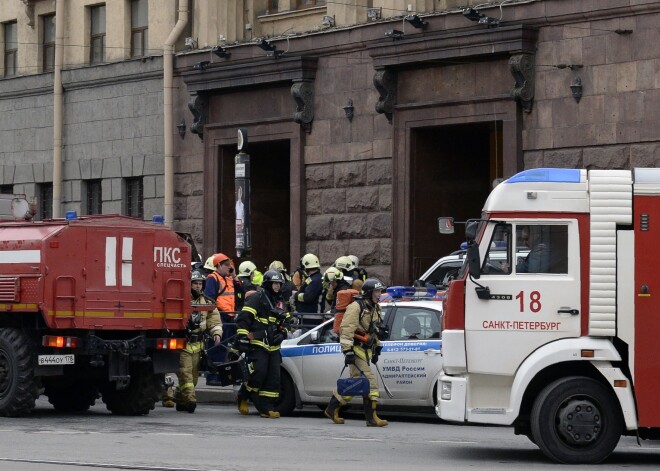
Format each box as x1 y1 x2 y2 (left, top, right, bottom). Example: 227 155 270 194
52 0 65 218
163 0 189 226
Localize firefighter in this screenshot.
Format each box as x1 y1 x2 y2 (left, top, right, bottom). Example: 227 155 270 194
236 261 259 310
321 266 351 312
235 270 291 418
269 260 296 310
292 253 323 325
347 254 368 282
204 253 236 364
325 277 389 427
174 270 223 413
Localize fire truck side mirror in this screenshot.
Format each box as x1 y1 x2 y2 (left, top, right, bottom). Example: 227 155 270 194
467 243 481 280
437 217 455 234
465 221 478 241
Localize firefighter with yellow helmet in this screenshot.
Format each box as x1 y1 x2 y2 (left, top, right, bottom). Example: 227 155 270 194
292 253 323 324
174 270 223 413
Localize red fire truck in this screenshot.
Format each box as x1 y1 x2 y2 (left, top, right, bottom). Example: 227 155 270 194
0 196 190 416
437 168 660 463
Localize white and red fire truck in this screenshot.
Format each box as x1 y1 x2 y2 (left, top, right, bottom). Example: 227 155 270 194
0 196 191 417
437 168 660 463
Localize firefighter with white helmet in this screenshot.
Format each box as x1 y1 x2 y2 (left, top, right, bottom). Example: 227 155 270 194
237 261 259 308
174 270 223 413
292 253 323 323
322 266 352 312
347 254 368 282
325 277 389 427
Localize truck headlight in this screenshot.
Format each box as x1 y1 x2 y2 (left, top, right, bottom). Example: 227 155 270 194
440 381 452 400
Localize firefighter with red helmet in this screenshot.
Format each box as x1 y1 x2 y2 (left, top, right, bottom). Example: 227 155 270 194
235 269 291 418
174 270 223 413
204 253 235 364
325 277 389 427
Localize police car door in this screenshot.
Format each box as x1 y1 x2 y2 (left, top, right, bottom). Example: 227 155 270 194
300 321 343 397
381 306 443 402
464 220 581 376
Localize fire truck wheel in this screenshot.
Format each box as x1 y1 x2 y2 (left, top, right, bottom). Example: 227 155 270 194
101 364 163 416
46 382 99 412
0 328 39 417
275 370 296 416
531 376 623 464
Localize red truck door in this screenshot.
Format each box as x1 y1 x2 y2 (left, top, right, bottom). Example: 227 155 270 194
634 195 660 427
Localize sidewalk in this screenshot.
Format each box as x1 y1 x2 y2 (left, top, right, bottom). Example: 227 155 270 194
195 375 237 405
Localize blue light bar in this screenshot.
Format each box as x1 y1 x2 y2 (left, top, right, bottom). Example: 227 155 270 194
459 242 468 250
152 215 165 225
65 210 78 220
506 168 581 184
386 285 438 299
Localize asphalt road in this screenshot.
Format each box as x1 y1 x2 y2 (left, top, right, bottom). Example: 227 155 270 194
0 397 658 470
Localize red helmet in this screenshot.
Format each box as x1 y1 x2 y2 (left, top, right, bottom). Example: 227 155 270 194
212 253 231 267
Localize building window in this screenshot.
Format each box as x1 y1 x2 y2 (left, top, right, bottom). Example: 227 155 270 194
3 21 17 77
124 177 143 219
131 0 148 58
296 0 325 9
268 1 279 13
90 4 106 64
0 185 13 194
42 14 55 72
38 183 53 220
85 179 102 215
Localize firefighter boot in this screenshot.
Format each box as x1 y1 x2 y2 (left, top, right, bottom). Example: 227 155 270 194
324 396 345 424
363 397 388 427
186 401 197 413
237 397 249 415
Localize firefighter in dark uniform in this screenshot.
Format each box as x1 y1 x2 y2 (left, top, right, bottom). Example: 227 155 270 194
235 270 291 418
325 278 389 427
293 253 323 325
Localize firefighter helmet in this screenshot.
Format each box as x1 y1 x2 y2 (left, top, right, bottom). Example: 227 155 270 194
301 253 320 269
348 255 359 267
212 253 231 267
361 277 386 297
262 269 285 294
203 255 216 271
238 261 257 277
191 270 206 282
269 260 287 272
334 255 355 273
323 267 343 284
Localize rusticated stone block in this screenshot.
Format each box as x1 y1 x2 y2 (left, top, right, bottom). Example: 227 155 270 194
366 265 390 285
523 150 544 169
306 164 334 189
378 185 392 211
321 188 347 214
346 186 378 212
366 158 392 185
307 189 322 215
334 214 366 238
583 146 629 169
334 161 366 187
347 239 380 265
187 195 204 216
544 148 583 168
318 240 350 266
366 213 391 238
306 215 335 239
380 238 392 265
630 143 660 167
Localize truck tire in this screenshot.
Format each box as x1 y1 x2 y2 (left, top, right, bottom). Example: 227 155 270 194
0 328 39 417
275 371 296 416
101 363 163 416
531 376 623 464
46 382 99 412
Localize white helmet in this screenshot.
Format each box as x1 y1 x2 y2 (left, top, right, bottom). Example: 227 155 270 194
301 253 320 269
334 255 355 272
238 261 257 277
323 267 343 283
348 255 359 267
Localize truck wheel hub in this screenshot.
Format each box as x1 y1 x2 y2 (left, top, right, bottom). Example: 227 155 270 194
557 398 601 445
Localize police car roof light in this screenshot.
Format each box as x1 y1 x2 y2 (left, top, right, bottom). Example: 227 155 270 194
65 210 78 220
506 168 581 184
386 285 438 299
460 241 468 250
152 215 165 225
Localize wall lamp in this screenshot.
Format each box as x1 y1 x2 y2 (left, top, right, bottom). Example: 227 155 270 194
322 15 335 28
570 77 583 103
343 99 354 122
367 7 382 21
256 38 285 58
176 118 186 139
212 45 231 59
184 37 198 49
462 7 500 27
405 14 428 29
193 60 210 71
385 29 404 40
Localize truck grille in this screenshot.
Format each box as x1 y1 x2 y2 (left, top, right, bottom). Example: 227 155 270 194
0 278 18 302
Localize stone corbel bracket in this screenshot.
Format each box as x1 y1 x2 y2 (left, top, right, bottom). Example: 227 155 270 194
21 0 35 28
188 92 208 141
291 79 314 133
509 53 535 113
373 69 397 123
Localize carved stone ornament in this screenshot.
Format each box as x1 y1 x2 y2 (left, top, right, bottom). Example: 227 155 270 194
373 69 397 123
21 0 35 28
188 92 208 141
509 53 535 113
291 80 314 133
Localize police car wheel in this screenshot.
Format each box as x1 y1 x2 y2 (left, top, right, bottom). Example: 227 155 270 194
275 371 296 416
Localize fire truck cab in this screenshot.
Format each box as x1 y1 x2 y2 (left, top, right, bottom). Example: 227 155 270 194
437 168 660 463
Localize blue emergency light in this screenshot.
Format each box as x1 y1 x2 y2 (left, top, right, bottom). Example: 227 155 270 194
65 210 78 220
506 168 581 184
386 285 438 299
152 215 165 225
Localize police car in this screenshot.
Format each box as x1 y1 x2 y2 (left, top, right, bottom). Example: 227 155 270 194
276 286 443 415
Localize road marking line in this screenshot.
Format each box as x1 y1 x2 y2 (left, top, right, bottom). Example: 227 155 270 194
31 430 98 435
0 457 215 471
329 437 382 442
151 433 194 436
428 440 478 444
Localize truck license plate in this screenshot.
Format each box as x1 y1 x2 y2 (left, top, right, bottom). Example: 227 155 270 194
38 354 75 366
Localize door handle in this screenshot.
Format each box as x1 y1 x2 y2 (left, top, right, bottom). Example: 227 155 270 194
557 308 579 316
424 349 442 354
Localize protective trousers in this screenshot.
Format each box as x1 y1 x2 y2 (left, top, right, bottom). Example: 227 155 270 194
209 312 236 364
332 347 379 404
175 347 201 404
239 348 281 413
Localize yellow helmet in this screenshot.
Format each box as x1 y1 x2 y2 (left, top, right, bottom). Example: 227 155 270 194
334 255 355 272
269 260 286 272
238 261 257 277
301 253 320 269
323 267 343 283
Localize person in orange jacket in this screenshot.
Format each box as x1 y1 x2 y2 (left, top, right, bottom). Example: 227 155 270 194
204 253 235 364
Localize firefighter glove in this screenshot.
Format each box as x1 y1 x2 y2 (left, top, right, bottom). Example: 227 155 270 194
236 335 250 353
372 345 383 364
343 350 355 366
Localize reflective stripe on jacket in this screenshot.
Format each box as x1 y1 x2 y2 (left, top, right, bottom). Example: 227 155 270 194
207 272 235 314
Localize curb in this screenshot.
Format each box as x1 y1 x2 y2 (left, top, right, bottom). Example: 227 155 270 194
195 376 237 405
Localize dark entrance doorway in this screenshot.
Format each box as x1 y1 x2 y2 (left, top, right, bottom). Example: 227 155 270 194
410 122 503 281
217 140 291 271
